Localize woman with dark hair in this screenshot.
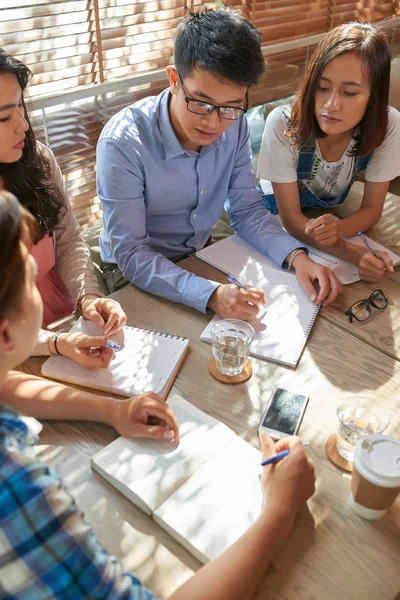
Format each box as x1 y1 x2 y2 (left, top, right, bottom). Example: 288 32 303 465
0 191 315 600
0 48 127 367
257 22 400 282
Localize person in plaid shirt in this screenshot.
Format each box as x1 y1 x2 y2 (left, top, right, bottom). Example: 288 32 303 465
0 189 315 598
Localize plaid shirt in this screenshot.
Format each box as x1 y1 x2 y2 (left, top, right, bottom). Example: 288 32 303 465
0 403 156 599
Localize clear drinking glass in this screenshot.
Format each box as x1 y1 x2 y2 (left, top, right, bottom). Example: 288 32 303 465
336 398 389 462
211 319 255 376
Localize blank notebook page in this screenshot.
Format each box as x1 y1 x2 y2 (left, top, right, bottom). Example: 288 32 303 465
42 318 189 397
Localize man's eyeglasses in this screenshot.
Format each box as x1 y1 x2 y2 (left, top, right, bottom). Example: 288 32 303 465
178 74 247 121
344 289 388 323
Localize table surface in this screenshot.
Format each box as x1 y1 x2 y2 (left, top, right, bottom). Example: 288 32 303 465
307 182 400 363
21 245 400 600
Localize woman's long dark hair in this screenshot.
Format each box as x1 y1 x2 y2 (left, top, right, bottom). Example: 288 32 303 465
0 49 65 241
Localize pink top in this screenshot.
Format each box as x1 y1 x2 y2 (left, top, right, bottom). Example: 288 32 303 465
31 234 75 327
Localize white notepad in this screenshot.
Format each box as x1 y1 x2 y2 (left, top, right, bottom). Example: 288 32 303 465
41 318 189 399
91 394 262 563
197 235 319 367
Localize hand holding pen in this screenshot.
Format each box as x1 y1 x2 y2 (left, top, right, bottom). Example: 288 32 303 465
259 432 315 519
207 275 267 320
357 232 394 281
227 275 268 308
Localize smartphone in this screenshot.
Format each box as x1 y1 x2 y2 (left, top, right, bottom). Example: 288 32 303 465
258 386 309 439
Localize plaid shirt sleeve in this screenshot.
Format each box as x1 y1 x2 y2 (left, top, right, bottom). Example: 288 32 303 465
0 445 156 599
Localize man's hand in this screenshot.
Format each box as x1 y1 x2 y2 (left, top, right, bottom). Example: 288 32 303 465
259 432 315 524
292 252 341 307
56 333 115 369
305 214 340 246
110 392 180 441
358 250 394 282
80 295 127 335
207 284 267 320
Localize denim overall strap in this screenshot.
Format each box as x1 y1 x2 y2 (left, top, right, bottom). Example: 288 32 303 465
297 144 334 209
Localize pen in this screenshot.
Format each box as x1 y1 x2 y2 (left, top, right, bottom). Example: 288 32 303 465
261 449 290 466
227 274 248 289
261 443 310 467
357 232 381 261
227 275 268 308
104 340 120 351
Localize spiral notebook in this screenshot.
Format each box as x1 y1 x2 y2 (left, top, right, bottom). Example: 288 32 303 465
41 318 189 399
197 236 319 368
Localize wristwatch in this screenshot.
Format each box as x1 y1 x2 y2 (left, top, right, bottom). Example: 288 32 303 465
284 249 306 271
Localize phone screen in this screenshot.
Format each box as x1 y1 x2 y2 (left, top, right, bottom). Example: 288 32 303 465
261 388 308 436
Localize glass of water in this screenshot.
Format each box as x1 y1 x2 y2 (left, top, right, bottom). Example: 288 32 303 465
211 319 255 376
336 398 389 462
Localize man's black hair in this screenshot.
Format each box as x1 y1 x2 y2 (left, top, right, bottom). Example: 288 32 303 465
174 9 265 86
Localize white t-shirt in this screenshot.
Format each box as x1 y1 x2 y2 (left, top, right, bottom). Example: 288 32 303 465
257 105 400 198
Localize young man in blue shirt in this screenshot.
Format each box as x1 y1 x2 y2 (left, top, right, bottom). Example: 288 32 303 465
97 9 341 317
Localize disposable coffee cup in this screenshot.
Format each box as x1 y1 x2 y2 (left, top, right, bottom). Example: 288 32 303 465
350 434 400 520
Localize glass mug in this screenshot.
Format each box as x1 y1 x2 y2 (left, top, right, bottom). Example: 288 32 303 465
210 319 255 376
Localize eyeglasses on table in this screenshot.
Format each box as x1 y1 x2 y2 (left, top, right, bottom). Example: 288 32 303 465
344 289 388 323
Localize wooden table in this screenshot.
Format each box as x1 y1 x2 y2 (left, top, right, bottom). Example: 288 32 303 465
306 182 400 362
23 256 400 600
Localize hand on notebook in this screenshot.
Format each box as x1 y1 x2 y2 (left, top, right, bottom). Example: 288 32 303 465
305 214 340 246
207 284 266 320
358 250 394 282
292 252 341 307
79 295 127 336
55 333 115 369
259 432 315 525
110 392 180 441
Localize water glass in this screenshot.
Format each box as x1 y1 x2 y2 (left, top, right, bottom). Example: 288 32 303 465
336 398 389 462
211 319 255 376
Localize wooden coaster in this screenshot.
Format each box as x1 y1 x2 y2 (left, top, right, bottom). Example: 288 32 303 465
208 358 253 384
325 433 353 472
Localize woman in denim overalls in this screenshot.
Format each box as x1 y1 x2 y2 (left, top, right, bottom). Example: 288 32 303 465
257 22 400 283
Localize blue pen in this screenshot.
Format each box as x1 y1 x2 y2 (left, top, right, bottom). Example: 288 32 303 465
357 232 381 261
261 449 290 466
104 340 120 351
227 274 268 308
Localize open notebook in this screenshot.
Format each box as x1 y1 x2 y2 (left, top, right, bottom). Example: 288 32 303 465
41 318 189 400
91 394 262 564
197 236 319 367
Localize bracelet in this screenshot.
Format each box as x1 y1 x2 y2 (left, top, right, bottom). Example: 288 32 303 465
53 332 64 356
286 249 306 272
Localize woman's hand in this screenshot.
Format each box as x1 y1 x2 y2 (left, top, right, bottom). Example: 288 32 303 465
259 432 315 522
110 392 180 441
305 214 340 246
80 295 127 335
55 332 114 369
358 250 394 282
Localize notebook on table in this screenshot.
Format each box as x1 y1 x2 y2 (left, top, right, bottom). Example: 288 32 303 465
91 394 263 564
197 235 320 368
41 318 189 400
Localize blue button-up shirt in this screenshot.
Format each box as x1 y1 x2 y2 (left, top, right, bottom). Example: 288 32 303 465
97 89 301 312
0 403 155 599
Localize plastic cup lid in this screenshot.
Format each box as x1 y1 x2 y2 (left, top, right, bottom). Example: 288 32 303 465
354 434 400 487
